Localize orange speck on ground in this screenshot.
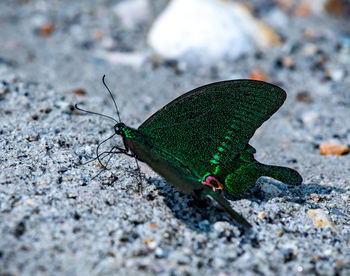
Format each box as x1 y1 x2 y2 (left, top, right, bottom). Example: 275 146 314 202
73 88 87 95
249 67 268 82
27 199 34 205
149 224 158 229
319 142 349 155
94 29 104 40
316 219 327 227
143 238 152 244
40 23 54 36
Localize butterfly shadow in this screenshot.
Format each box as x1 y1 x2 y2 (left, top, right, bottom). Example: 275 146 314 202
241 177 345 206
147 177 251 233
146 176 345 233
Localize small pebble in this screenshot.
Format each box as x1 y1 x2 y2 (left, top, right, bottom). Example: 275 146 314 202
303 43 317 56
304 28 315 38
341 195 349 201
40 23 54 36
93 29 104 40
26 136 39 142
257 211 267 220
147 241 157 250
301 111 319 124
324 248 333 256
143 238 152 244
296 91 313 103
326 67 346 82
155 247 166 258
310 193 321 202
213 221 228 232
73 88 87 95
249 67 268 81
26 199 34 205
319 142 349 155
282 56 294 68
58 167 68 173
307 209 336 229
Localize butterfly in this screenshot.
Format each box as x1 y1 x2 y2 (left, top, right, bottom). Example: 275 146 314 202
76 76 303 230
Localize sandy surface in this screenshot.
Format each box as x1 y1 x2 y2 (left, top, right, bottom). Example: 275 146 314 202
1 1 350 275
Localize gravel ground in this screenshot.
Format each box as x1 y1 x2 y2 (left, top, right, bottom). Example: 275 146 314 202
1 1 350 275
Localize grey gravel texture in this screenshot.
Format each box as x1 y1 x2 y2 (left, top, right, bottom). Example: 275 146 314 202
1 1 350 275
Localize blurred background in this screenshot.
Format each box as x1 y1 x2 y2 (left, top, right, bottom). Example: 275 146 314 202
1 0 350 90
1 1 350 275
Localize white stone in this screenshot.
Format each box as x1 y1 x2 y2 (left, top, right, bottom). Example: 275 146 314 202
263 8 289 28
148 0 280 65
148 241 158 250
95 51 146 68
329 67 346 82
114 0 151 30
213 221 229 232
301 111 319 124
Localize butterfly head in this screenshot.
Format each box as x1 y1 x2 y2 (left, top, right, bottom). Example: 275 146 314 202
114 122 136 139
114 122 126 135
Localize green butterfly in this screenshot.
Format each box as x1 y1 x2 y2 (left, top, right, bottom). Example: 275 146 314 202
76 77 302 230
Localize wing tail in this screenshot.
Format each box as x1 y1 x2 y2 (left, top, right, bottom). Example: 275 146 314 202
201 189 252 230
259 164 303 186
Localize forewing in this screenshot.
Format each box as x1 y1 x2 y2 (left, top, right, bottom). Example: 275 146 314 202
139 80 286 178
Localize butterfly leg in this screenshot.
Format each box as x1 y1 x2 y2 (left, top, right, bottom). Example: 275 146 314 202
90 146 119 182
134 158 143 196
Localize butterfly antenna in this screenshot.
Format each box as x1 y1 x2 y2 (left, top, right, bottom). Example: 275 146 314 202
102 75 121 123
75 104 118 123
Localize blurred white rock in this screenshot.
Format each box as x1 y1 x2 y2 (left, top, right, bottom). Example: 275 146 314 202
301 111 319 125
147 0 280 65
95 51 146 68
113 0 151 30
263 7 289 28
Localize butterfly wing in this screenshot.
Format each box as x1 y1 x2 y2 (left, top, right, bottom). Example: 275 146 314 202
201 189 252 230
138 80 286 179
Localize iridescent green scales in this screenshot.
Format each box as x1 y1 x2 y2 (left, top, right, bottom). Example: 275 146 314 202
138 81 287 178
136 80 302 198
90 79 303 229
